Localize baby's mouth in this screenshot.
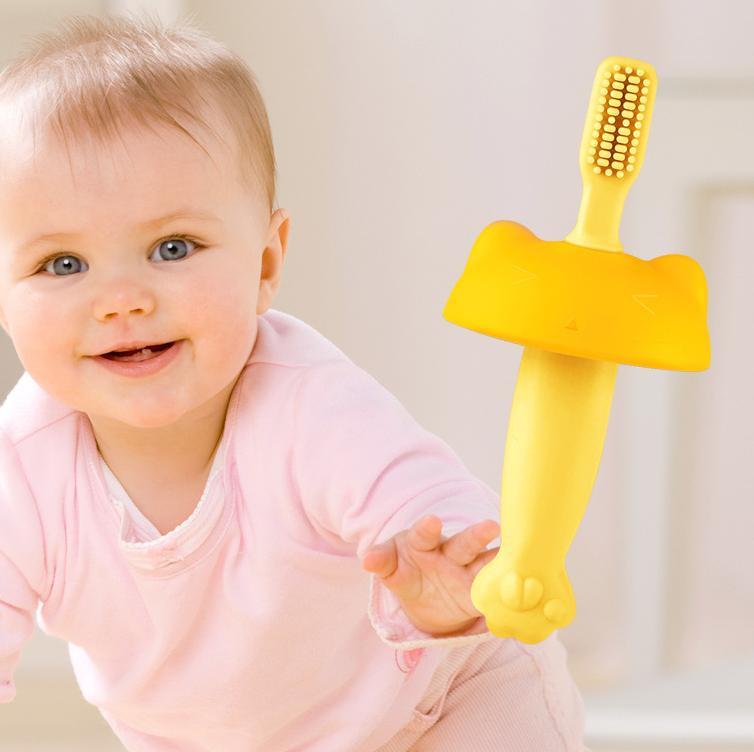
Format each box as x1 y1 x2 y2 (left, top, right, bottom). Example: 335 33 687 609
101 342 175 362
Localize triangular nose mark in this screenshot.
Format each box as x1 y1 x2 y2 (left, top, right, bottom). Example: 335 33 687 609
564 318 579 331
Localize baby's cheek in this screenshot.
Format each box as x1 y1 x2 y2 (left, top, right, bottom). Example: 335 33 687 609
8 311 60 373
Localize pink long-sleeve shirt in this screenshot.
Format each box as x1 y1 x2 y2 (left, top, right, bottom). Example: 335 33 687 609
0 310 500 751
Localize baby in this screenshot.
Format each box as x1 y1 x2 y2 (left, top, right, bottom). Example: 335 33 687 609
0 15 586 752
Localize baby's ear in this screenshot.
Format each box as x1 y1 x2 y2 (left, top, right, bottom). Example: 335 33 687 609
257 208 289 314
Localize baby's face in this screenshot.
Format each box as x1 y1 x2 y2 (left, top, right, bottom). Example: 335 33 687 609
0 118 285 431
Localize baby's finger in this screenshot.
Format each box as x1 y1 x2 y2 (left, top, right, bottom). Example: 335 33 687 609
441 520 500 566
406 515 443 553
361 541 399 579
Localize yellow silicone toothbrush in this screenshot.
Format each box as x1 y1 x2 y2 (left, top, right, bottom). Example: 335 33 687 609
444 57 709 643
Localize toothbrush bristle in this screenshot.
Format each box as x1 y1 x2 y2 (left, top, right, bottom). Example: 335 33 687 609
587 61 655 179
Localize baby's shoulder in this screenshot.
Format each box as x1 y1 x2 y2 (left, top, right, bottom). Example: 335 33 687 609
250 310 350 370
0 372 78 447
246 311 386 400
232 311 390 436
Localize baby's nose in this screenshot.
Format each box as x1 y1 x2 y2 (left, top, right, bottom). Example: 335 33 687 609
92 279 157 321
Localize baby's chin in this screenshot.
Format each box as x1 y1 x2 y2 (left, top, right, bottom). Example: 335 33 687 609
83 379 241 436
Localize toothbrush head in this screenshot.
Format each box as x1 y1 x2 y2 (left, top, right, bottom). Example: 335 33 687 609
566 57 658 251
582 57 657 186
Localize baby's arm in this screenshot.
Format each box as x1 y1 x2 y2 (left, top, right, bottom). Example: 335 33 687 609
0 559 36 703
289 355 500 638
362 515 499 636
0 438 44 704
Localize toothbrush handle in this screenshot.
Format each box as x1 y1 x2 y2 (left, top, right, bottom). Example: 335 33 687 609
565 178 629 253
472 347 617 642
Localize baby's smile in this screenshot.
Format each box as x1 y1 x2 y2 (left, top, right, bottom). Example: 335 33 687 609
94 339 184 379
100 342 176 363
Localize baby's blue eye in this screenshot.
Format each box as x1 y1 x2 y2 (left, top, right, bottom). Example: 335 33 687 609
44 255 88 276
151 238 196 262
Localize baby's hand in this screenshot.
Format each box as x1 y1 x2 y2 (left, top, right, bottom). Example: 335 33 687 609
362 516 500 636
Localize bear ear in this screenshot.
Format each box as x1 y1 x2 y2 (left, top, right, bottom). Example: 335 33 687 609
444 221 710 372
443 220 539 341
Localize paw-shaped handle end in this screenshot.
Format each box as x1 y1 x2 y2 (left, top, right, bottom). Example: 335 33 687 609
472 558 576 643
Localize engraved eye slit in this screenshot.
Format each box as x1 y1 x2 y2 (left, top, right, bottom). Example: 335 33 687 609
587 62 652 178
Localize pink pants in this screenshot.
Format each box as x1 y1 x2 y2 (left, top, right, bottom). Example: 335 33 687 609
374 636 587 752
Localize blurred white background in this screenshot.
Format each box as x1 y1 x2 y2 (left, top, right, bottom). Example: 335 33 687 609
0 1 752 750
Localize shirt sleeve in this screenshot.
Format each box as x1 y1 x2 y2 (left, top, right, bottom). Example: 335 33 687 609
0 431 47 702
368 574 495 649
290 358 500 647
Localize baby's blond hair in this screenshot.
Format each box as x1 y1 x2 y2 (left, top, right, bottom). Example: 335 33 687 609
0 15 276 209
